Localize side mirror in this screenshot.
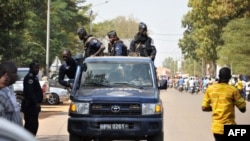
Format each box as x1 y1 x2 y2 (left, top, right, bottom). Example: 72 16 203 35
82 63 87 72
158 79 168 90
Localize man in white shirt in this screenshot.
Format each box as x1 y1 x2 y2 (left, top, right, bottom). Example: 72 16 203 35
244 79 250 100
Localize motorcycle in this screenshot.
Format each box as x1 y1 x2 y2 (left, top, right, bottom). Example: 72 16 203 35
168 82 173 88
178 84 184 92
195 86 200 94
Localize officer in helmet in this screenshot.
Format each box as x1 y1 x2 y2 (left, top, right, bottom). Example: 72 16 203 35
129 22 157 61
22 60 43 136
77 27 105 58
107 30 128 56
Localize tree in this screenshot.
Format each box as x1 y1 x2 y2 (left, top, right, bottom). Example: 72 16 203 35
92 16 139 39
218 18 250 74
0 0 89 68
179 0 250 77
162 57 175 74
0 1 28 63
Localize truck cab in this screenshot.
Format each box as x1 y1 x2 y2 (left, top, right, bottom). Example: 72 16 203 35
68 56 164 141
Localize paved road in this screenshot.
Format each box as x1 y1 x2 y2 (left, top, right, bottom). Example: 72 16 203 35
36 89 250 141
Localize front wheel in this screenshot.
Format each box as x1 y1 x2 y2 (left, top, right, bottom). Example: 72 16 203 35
69 134 92 141
16 95 24 111
147 132 164 141
46 93 59 105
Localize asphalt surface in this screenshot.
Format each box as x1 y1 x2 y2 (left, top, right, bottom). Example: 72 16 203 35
35 89 250 141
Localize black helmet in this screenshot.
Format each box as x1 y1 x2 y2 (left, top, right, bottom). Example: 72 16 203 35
77 27 87 40
107 30 117 38
138 22 147 31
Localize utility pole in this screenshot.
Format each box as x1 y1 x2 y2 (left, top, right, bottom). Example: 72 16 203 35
46 0 51 77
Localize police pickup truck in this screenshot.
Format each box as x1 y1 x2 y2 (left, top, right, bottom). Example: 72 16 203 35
68 56 164 141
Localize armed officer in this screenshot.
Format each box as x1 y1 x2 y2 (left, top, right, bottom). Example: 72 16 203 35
129 22 157 61
107 30 128 56
22 60 43 136
77 27 105 58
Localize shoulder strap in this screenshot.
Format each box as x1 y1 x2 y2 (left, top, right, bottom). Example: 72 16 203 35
84 37 96 47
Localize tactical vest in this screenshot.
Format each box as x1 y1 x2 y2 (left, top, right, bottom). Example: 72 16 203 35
135 38 152 57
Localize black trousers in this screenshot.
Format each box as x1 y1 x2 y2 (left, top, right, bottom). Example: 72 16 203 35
23 106 40 136
214 133 224 141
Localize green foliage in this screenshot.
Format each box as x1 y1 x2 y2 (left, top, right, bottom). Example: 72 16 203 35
218 18 250 74
179 0 250 77
0 0 89 68
92 16 139 39
162 57 175 73
0 0 138 70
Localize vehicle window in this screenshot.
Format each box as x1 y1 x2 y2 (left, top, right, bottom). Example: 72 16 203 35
17 69 43 81
80 62 153 89
17 70 29 81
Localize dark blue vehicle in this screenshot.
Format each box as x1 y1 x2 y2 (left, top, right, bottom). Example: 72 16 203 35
67 56 164 141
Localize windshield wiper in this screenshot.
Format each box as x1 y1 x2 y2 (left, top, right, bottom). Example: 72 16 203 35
112 82 145 89
83 82 111 88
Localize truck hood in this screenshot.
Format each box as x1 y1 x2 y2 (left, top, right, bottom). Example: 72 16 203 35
74 88 159 103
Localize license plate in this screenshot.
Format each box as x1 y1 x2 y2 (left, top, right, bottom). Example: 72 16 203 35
100 123 129 130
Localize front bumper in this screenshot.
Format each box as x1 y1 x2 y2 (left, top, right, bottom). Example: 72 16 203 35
68 116 163 139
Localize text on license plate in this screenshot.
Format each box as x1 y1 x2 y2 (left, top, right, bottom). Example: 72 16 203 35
100 123 129 130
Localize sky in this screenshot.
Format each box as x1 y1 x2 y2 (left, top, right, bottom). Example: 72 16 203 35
85 0 190 67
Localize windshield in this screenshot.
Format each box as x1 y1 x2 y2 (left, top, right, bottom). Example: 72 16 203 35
17 70 29 81
80 62 153 89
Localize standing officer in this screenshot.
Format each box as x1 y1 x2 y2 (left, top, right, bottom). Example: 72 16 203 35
58 49 77 87
107 30 128 56
77 27 105 58
129 22 157 61
22 60 43 136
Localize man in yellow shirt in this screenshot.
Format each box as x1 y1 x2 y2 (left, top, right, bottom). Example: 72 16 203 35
202 67 246 141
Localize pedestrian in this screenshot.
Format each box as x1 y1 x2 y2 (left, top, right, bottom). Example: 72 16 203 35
0 61 22 126
235 75 245 99
58 49 77 87
77 27 105 58
244 76 250 101
22 60 43 136
129 22 157 61
201 67 246 141
107 30 128 56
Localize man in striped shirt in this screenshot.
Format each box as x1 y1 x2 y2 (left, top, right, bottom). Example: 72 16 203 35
202 67 246 141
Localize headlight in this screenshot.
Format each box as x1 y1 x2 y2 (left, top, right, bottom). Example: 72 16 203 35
69 102 90 114
142 103 162 115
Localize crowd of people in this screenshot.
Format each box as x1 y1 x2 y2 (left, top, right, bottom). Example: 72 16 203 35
167 74 250 99
168 76 218 93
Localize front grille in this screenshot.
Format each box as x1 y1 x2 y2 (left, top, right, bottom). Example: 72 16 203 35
90 103 141 115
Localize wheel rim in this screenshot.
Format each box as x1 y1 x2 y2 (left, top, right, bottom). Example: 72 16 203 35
47 94 58 104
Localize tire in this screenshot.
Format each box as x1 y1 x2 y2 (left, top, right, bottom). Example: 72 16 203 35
46 93 59 105
69 134 83 141
147 132 164 141
69 134 91 141
16 95 24 111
